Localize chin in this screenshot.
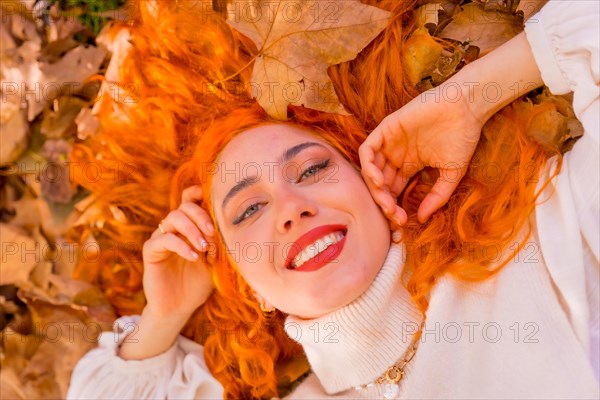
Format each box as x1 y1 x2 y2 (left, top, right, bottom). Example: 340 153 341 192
311 260 381 318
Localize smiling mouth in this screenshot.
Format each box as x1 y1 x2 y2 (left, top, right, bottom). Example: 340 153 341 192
285 226 348 271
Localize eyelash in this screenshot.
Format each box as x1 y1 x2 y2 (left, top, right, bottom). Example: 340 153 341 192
232 159 331 225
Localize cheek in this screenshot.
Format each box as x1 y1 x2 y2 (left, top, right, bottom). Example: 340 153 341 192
221 229 274 284
342 171 382 212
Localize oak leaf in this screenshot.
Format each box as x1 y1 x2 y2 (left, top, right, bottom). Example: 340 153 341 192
227 0 391 120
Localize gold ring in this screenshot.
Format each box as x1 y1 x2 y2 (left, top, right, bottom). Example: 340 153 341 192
158 220 166 234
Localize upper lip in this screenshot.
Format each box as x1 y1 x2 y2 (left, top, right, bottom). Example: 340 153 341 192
285 224 347 269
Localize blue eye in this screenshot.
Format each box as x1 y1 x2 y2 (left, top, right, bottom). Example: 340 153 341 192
233 202 262 225
299 159 330 182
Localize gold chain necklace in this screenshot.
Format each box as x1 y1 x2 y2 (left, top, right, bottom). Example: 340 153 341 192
352 322 424 399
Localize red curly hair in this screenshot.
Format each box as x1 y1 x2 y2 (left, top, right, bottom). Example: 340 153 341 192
70 0 562 398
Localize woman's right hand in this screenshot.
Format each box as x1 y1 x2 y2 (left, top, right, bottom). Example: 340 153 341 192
141 185 216 320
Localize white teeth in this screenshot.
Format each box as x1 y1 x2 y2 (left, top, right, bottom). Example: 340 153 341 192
291 231 345 269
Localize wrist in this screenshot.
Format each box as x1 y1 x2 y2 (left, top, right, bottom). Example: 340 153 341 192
142 306 193 326
117 308 191 360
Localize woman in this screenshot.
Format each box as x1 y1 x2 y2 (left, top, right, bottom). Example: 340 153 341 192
67 0 598 398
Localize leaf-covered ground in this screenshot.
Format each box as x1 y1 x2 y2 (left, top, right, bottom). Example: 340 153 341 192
0 0 583 398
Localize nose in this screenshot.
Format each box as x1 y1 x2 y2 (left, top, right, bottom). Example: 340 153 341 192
275 187 317 234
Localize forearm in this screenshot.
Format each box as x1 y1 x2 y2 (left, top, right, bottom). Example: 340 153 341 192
451 31 544 123
118 308 190 360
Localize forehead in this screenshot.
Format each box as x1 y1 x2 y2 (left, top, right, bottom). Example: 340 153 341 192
216 124 325 165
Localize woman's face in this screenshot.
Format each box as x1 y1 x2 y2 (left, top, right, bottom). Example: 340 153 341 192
211 124 391 319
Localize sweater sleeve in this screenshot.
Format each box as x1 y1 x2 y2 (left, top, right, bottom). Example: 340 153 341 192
524 0 600 378
66 315 224 400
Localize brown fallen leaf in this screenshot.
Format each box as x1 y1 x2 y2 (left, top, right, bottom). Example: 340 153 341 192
438 2 522 56
40 138 77 204
473 0 519 13
0 103 30 165
227 0 391 120
52 235 81 279
74 107 100 140
46 3 86 43
41 96 88 138
414 3 444 33
39 37 81 64
9 7 41 45
511 89 583 154
72 194 106 229
92 23 134 120
0 7 45 122
40 45 107 96
403 28 444 87
0 367 27 399
28 226 52 291
0 12 17 53
3 282 116 399
0 224 38 286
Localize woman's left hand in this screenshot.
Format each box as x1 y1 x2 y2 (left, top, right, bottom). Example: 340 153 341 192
359 80 484 226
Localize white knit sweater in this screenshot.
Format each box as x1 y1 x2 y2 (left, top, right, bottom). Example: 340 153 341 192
67 1 599 399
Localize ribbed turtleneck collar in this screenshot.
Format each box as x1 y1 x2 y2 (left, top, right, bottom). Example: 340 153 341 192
285 242 423 394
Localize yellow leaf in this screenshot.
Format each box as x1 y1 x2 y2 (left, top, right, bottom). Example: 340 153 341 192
403 28 444 87
227 0 390 120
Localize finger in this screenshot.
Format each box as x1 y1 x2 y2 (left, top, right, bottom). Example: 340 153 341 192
145 233 200 263
364 177 397 215
381 162 397 191
361 152 388 194
389 172 408 198
389 204 408 226
179 202 215 237
160 209 207 252
417 172 461 223
182 185 203 203
359 136 385 186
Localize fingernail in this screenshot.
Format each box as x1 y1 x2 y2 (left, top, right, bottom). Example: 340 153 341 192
197 237 207 250
373 178 381 186
190 250 199 259
383 207 389 214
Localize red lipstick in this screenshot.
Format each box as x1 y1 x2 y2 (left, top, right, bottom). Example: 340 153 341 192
285 224 347 272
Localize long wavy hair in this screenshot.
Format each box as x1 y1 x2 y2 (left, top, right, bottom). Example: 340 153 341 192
70 0 562 398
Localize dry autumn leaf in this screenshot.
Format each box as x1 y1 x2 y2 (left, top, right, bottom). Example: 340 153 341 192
439 2 522 55
511 89 584 154
74 107 100 140
403 28 444 87
0 103 30 165
414 2 444 33
227 0 390 120
0 224 38 286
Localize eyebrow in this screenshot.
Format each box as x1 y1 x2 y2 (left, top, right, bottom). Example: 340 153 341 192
221 142 326 210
